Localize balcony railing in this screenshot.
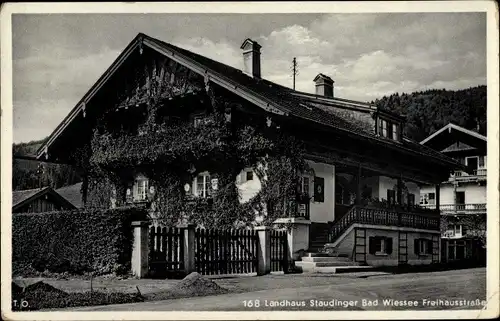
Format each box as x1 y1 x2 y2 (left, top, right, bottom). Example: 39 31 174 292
327 205 440 243
451 169 487 181
421 203 486 214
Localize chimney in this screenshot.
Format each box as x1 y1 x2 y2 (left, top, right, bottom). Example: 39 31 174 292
240 38 261 79
313 73 334 98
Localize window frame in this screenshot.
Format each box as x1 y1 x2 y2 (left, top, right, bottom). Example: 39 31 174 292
416 238 431 255
195 173 212 198
370 236 392 256
300 176 311 197
133 176 149 202
246 171 254 181
392 123 399 141
427 192 435 205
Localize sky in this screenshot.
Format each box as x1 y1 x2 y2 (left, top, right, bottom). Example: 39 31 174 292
12 12 486 143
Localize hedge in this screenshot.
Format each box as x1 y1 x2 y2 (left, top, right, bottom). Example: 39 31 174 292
13 206 147 276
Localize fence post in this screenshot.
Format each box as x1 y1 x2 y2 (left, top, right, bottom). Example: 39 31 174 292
274 218 311 260
131 221 149 278
179 223 196 274
255 226 271 275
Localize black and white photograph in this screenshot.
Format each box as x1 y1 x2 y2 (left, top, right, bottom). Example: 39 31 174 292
1 1 498 319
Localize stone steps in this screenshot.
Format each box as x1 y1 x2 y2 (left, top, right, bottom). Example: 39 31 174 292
300 256 352 262
312 266 375 274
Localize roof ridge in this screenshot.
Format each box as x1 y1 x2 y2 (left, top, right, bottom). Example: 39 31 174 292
13 186 51 193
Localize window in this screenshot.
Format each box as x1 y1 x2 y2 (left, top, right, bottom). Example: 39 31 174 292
194 116 204 128
415 238 432 255
408 193 415 206
378 117 400 141
246 171 254 181
195 173 212 198
380 119 388 137
387 189 396 204
428 192 435 205
300 176 310 196
392 123 399 141
466 156 479 171
478 156 485 168
133 176 149 201
445 224 463 238
369 236 393 255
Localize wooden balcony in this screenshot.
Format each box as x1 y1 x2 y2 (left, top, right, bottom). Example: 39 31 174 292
422 203 486 215
327 205 440 243
450 169 487 182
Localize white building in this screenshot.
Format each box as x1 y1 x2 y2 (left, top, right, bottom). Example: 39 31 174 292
420 123 486 262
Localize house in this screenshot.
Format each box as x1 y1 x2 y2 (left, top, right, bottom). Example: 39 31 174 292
12 186 77 213
420 123 487 263
55 182 84 209
35 33 461 267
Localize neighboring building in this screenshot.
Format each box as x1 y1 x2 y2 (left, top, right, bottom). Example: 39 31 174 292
55 182 84 209
35 33 461 267
420 123 486 263
12 186 77 213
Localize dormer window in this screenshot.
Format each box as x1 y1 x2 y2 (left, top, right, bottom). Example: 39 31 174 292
392 123 399 141
378 117 400 142
379 119 388 138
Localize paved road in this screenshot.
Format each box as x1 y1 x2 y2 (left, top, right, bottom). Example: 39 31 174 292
71 268 487 311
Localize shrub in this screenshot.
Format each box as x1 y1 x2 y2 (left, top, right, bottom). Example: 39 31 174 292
12 206 147 277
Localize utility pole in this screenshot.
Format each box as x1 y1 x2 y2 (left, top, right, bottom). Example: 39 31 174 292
291 57 298 90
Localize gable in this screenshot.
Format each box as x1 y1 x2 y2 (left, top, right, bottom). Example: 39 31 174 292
12 187 77 213
441 141 478 153
421 123 486 154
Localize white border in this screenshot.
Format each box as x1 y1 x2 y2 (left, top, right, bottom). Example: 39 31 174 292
1 2 498 320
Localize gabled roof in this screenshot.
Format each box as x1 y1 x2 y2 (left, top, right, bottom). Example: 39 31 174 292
55 182 83 208
420 123 487 154
36 33 460 170
12 186 77 212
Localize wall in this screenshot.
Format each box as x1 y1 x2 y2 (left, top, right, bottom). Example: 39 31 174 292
406 231 435 265
378 176 397 200
236 167 262 203
420 183 487 206
363 176 380 200
462 184 487 204
335 226 437 267
406 182 420 201
308 161 335 222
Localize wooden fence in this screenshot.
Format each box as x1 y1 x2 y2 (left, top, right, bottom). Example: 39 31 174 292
195 228 259 275
148 226 184 277
144 225 292 277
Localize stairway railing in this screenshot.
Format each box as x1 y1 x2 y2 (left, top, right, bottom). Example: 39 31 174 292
326 205 440 244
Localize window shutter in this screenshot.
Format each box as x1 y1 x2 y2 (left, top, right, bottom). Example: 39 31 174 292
414 239 419 255
369 237 376 254
314 177 325 203
427 239 433 254
386 237 393 254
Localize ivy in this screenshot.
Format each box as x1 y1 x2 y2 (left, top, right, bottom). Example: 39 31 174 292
79 81 311 229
